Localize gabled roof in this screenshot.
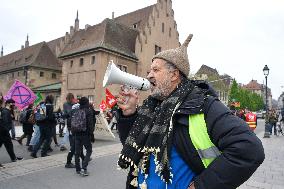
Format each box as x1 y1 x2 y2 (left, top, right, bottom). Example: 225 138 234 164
114 5 154 30
196 64 219 76
0 42 61 73
243 80 262 90
47 36 64 55
59 18 139 59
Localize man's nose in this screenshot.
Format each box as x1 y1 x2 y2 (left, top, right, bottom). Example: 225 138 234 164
147 71 153 79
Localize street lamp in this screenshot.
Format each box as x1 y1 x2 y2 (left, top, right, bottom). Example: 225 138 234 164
263 65 270 138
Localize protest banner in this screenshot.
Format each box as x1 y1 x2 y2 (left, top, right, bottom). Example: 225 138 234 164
4 80 36 110
94 111 115 139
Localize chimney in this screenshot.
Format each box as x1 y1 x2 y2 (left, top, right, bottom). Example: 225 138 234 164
1 46 3 57
112 12 114 19
21 45 24 50
25 34 29 48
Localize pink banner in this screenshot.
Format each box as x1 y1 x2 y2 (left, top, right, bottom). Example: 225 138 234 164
4 80 36 110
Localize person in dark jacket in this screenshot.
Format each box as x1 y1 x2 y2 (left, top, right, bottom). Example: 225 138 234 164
0 97 23 162
115 34 265 189
31 95 56 158
17 103 34 146
63 93 85 168
72 97 94 176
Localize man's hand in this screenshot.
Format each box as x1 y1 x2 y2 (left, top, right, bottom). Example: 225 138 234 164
116 85 138 116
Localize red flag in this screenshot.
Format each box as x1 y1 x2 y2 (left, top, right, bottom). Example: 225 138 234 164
105 88 117 108
99 100 107 112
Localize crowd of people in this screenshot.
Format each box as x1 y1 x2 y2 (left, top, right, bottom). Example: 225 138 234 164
0 92 99 176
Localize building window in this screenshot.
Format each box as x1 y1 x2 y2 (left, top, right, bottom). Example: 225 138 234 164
91 56 96 64
162 23 165 33
11 72 14 78
17 72 20 76
122 66 127 72
70 60 73 67
80 58 84 66
155 45 161 55
169 27 171 37
88 95 94 103
133 23 138 29
40 71 44 77
118 64 127 72
52 73 56 79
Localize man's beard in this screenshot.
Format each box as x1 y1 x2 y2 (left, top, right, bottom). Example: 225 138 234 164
150 75 172 101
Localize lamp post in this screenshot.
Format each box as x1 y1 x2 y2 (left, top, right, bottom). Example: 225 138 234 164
263 65 270 138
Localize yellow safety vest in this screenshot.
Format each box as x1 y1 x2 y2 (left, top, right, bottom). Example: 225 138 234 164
189 114 221 168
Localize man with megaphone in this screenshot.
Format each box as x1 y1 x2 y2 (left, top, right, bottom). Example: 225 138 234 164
111 34 264 189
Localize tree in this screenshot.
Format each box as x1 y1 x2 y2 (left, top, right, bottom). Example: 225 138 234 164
229 79 264 111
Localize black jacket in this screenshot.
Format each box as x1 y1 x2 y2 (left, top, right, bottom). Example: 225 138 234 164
36 103 56 127
117 82 264 189
0 107 13 131
22 108 34 135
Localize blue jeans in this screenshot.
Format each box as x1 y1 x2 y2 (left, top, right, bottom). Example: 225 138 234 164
29 125 40 146
60 128 69 146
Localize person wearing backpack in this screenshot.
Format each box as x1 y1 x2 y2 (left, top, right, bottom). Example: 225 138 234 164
17 103 34 146
0 96 23 162
71 97 94 176
115 35 264 189
31 95 56 158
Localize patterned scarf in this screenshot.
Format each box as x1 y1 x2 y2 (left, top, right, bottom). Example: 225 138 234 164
117 79 194 186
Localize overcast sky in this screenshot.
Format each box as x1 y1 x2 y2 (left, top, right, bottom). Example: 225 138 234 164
1 0 283 99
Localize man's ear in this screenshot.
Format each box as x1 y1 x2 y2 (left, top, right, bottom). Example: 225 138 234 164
171 69 180 81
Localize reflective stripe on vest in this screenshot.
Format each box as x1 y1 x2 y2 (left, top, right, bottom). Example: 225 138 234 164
188 114 221 168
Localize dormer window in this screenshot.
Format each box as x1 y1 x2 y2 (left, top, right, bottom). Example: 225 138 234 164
133 23 138 29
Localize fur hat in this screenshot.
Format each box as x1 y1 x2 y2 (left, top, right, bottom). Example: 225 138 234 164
152 34 193 77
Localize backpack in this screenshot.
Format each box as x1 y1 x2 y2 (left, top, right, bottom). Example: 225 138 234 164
19 110 27 123
35 104 47 121
71 109 87 133
27 112 36 125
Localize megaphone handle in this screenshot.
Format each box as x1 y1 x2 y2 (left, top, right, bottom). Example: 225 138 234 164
122 85 137 104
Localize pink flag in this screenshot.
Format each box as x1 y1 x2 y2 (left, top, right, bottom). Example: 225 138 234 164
4 80 37 110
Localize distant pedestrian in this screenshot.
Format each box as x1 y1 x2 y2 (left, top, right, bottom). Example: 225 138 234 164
71 97 94 176
0 96 23 162
31 95 56 158
17 104 34 146
268 109 278 135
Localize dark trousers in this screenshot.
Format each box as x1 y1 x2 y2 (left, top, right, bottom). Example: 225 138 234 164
66 134 84 164
59 123 65 137
33 126 52 156
18 133 32 146
0 130 17 161
269 123 277 135
74 134 92 172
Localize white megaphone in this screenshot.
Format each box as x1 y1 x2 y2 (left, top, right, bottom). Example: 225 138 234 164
103 60 150 90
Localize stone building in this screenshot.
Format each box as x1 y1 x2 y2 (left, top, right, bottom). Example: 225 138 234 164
243 79 272 109
0 36 62 96
194 64 232 105
59 0 180 106
0 0 180 108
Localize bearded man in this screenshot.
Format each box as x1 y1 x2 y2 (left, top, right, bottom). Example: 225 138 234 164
116 34 264 189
